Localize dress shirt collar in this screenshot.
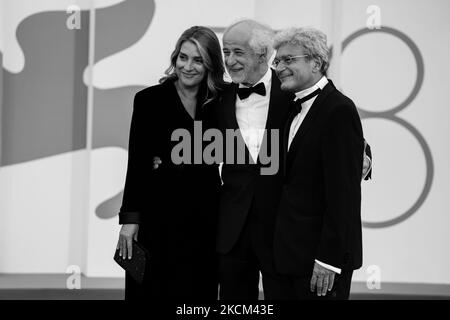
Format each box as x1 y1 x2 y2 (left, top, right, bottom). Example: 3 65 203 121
238 67 272 92
294 75 328 101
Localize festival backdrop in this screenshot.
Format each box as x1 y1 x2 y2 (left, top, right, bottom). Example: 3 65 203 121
1 0 449 287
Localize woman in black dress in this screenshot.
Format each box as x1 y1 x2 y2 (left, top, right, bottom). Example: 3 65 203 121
116 26 225 300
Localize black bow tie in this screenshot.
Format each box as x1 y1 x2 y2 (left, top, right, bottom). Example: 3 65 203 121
237 82 266 100
292 88 321 114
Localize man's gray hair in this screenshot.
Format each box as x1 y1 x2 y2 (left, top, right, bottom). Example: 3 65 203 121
273 27 330 74
224 19 275 61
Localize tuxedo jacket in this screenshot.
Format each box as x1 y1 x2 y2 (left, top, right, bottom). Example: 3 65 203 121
213 70 294 262
273 80 364 276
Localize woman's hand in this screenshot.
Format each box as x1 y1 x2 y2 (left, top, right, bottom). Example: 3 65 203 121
117 224 139 259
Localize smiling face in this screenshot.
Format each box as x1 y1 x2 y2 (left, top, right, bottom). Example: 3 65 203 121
275 43 319 93
175 41 207 89
222 24 266 86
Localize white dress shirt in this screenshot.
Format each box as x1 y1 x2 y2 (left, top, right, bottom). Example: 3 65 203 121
236 69 272 163
288 76 341 275
288 76 328 150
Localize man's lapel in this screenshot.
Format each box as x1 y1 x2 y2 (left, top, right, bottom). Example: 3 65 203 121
222 83 253 164
257 70 293 166
222 84 239 130
285 81 336 174
264 70 292 130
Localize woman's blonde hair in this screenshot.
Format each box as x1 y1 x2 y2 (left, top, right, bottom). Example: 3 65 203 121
160 26 226 105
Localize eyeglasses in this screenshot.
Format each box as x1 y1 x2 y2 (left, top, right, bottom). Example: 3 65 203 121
271 55 308 68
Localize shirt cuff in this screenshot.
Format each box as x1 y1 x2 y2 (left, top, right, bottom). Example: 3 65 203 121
315 259 341 274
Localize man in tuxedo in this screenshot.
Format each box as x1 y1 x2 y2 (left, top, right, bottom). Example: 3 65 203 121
268 27 365 299
215 19 294 300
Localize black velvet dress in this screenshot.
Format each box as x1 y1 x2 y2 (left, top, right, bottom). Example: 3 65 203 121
118 79 221 300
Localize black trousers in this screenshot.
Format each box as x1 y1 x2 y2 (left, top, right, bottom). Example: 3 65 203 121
218 202 262 300
218 203 353 300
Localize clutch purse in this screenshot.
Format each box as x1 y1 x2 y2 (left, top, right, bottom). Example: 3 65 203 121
114 240 150 285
